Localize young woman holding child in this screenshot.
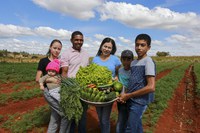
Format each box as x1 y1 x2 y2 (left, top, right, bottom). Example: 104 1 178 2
35 39 71 133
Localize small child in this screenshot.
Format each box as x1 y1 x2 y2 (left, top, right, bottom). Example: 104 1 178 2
39 59 61 102
116 50 134 133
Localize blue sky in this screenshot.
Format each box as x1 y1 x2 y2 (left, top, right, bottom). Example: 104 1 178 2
0 0 200 57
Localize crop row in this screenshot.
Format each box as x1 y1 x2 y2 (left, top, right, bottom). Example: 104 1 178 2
0 88 43 105
194 63 200 97
1 105 50 133
0 63 37 83
143 63 190 133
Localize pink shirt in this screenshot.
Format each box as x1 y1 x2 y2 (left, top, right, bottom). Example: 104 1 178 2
60 47 90 78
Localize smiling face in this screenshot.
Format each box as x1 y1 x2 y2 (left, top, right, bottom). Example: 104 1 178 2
71 34 84 51
135 39 150 59
50 41 62 58
101 42 113 56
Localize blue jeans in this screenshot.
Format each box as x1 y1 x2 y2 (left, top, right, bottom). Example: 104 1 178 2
44 88 71 133
70 101 88 133
116 102 128 133
96 103 113 133
125 101 147 133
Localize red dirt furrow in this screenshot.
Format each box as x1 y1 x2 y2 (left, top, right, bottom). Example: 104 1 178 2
0 97 46 115
0 82 38 94
154 65 200 133
156 69 172 81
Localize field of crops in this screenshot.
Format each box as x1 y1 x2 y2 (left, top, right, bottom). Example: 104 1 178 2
0 56 200 133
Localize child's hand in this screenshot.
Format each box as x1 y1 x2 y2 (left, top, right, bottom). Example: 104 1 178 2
39 84 45 90
113 76 119 81
118 93 129 103
56 78 61 84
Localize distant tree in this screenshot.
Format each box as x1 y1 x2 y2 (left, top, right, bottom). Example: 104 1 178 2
31 55 38 59
156 51 170 57
20 51 29 57
0 52 4 57
0 49 8 56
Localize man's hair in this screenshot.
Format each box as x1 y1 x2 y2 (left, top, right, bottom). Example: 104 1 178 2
135 34 151 46
71 31 83 39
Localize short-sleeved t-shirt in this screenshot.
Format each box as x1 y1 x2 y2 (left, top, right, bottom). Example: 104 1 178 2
60 47 90 78
92 55 121 77
127 56 156 105
118 67 131 88
37 57 51 76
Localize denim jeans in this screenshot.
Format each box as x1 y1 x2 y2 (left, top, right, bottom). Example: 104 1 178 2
116 102 128 133
125 101 147 133
96 103 113 133
70 101 88 133
44 88 71 133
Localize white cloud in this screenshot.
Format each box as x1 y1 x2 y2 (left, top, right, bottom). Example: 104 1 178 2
152 40 164 46
0 24 72 40
0 24 33 38
32 0 103 20
94 34 106 40
98 2 200 31
118 36 132 44
34 27 72 40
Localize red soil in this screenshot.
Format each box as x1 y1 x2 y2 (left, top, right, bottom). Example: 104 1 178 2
2 67 199 133
154 65 200 133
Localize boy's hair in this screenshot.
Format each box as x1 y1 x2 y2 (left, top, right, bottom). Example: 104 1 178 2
121 50 134 59
135 34 151 46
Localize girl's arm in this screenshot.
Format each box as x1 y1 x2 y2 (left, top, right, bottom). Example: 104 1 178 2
35 70 42 82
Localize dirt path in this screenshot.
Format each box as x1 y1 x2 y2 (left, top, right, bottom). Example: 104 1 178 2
154 65 200 133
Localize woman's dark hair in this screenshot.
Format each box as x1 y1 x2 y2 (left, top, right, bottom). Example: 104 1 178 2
135 34 151 46
96 37 117 56
46 39 62 56
71 31 83 39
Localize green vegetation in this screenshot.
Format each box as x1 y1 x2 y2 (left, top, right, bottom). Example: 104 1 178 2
152 56 200 63
60 78 83 124
155 61 182 73
76 63 112 86
1 105 50 133
0 62 37 83
156 51 170 57
194 63 200 97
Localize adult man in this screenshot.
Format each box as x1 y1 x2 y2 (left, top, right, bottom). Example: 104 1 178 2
60 31 90 133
